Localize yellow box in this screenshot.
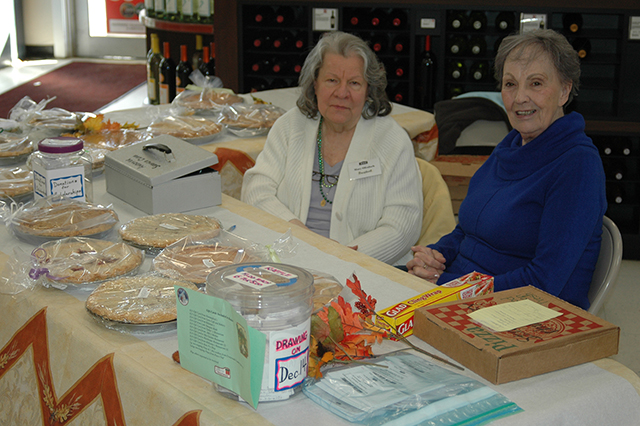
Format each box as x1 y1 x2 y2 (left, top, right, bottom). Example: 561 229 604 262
376 272 494 338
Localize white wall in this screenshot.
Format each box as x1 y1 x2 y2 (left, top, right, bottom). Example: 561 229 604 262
22 0 54 47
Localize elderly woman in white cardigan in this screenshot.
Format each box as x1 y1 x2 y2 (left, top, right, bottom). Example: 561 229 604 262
241 31 423 264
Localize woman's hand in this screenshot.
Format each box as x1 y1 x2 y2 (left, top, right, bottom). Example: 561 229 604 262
406 246 446 283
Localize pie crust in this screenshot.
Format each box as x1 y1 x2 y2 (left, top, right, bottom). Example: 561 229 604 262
153 243 260 283
86 274 199 324
13 200 119 238
119 213 222 249
0 167 32 198
32 237 144 285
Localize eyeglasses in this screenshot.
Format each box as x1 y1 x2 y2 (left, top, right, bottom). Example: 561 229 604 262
312 171 339 186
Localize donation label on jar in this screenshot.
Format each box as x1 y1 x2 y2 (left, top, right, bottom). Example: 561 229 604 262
33 165 86 200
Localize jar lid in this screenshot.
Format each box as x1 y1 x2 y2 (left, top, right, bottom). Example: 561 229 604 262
206 263 314 314
38 137 84 154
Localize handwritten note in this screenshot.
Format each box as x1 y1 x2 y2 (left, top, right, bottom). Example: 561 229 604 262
467 299 561 332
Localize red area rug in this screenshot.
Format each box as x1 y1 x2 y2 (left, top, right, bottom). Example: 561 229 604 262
0 61 147 118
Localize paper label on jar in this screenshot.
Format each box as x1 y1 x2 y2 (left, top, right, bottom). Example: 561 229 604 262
264 319 310 395
228 272 278 289
33 165 86 201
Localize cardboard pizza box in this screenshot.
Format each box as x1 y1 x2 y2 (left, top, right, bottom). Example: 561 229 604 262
413 286 620 385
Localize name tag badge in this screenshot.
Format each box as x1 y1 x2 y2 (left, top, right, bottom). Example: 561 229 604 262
348 158 382 180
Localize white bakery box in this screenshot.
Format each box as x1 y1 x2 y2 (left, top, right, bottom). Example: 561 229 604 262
104 135 222 214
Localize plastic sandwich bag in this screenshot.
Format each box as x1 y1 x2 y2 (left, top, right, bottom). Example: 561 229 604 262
302 352 522 426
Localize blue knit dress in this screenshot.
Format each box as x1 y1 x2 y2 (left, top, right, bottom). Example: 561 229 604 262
430 112 607 309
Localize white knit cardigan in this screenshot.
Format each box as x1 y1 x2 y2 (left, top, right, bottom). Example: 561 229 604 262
241 108 423 264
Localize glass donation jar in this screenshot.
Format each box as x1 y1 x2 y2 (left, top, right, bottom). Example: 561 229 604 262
31 136 93 202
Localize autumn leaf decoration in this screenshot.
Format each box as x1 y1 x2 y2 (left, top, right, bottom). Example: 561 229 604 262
308 273 389 379
308 273 463 379
73 114 138 135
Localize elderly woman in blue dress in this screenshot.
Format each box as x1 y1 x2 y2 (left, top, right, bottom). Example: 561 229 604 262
242 31 426 264
407 29 606 310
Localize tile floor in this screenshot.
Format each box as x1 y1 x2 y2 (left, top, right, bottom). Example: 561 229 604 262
1 58 639 378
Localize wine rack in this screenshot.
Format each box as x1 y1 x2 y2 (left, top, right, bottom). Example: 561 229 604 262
221 0 640 258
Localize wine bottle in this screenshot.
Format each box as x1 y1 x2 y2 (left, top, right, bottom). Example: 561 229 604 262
164 0 179 21
249 5 274 26
180 0 195 22
274 6 295 26
447 35 468 56
346 9 367 30
606 183 625 204
495 11 516 32
447 10 467 31
154 0 165 20
248 58 271 74
246 77 268 93
469 60 490 81
392 35 410 53
371 35 388 54
330 10 336 29
197 0 213 24
468 11 487 31
271 31 291 50
249 34 271 50
292 60 303 75
199 46 213 77
468 36 487 56
621 138 633 156
572 38 591 59
271 59 289 74
447 60 466 80
388 82 409 104
147 35 162 105
389 57 409 78
207 42 216 75
389 9 408 29
159 42 176 104
292 31 307 51
144 0 155 18
147 33 158 60
608 161 627 181
370 8 388 29
448 85 464 99
563 13 583 34
192 35 203 72
418 35 436 111
176 44 192 95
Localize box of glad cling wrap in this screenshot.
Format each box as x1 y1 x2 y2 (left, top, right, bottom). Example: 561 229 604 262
377 272 494 338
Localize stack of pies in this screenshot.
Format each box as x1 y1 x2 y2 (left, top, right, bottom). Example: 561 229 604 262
119 213 222 252
11 197 119 241
32 237 144 286
174 89 244 112
0 167 33 201
86 273 199 324
147 116 222 141
153 242 260 284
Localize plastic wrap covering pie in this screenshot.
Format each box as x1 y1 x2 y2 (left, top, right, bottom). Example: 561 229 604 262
153 231 268 283
173 89 244 113
0 129 33 164
146 115 223 143
76 129 151 151
0 167 33 202
218 104 286 137
26 108 80 130
309 270 344 312
86 273 199 324
9 196 119 243
31 237 144 286
119 213 222 252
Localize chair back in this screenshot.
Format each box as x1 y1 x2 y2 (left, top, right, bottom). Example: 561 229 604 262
588 216 623 315
415 158 457 247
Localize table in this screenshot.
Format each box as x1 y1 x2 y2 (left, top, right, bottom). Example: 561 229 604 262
1 176 640 426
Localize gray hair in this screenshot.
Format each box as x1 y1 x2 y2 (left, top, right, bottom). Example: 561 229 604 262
494 29 580 106
296 31 391 119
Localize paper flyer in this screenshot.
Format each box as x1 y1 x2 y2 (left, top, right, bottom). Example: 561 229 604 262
175 286 266 409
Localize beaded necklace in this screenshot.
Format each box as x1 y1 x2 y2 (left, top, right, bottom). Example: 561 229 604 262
316 117 337 206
